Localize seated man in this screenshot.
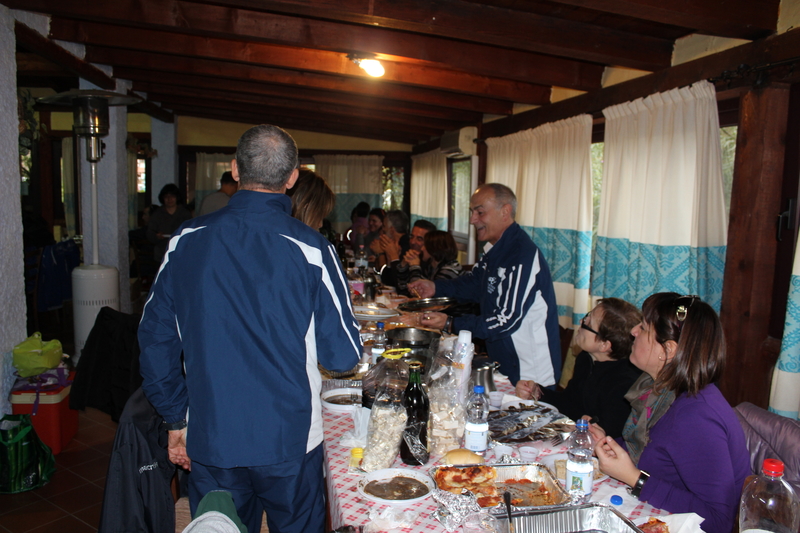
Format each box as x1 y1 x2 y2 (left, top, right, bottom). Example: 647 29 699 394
396 230 462 293
377 217 436 294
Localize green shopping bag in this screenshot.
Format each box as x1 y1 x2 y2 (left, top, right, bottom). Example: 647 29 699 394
12 332 63 378
0 414 56 493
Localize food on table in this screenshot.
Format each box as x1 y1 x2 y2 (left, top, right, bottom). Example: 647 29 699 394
553 458 603 480
638 517 669 533
442 448 484 465
360 404 408 472
488 404 568 443
324 394 361 405
500 479 559 506
363 475 430 500
434 466 500 507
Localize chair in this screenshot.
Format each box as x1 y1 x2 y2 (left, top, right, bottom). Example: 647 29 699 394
734 402 800 493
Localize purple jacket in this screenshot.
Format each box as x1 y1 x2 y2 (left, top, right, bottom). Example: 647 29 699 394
636 384 750 533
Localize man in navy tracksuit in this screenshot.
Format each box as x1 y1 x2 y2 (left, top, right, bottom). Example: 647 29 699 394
413 183 561 387
138 125 361 533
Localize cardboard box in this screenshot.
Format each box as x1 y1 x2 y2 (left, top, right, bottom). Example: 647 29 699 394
11 385 78 455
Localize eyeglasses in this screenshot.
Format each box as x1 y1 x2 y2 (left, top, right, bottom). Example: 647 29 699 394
580 313 599 336
674 295 700 322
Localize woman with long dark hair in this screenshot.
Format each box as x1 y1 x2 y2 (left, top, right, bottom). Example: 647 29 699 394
590 293 750 533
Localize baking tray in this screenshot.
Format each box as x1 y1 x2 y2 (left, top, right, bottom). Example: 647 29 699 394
430 463 571 515
495 502 643 533
398 297 457 313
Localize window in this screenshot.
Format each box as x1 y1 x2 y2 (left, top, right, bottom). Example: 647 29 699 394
382 166 404 211
720 126 737 218
448 158 472 236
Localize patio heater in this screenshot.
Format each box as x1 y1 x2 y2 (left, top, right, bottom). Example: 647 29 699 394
38 90 141 360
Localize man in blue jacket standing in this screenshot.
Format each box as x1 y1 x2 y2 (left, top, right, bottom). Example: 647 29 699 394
413 183 561 388
138 124 362 533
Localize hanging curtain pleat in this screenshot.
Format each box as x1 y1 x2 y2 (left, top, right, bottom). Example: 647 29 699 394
770 242 800 420
410 150 448 230
61 137 77 238
592 81 728 310
127 149 138 231
315 154 384 234
486 115 593 327
194 153 232 212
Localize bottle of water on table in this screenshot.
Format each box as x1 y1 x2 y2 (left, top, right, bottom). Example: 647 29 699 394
739 458 800 533
566 418 594 503
463 385 490 455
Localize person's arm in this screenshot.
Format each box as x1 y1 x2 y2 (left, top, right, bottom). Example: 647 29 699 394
593 365 641 438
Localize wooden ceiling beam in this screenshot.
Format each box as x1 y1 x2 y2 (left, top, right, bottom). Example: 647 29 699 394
86 47 514 115
545 0 777 40
186 0 673 71
167 106 424 144
481 26 800 139
116 67 483 123
156 94 445 137
129 91 174 123
50 19 552 104
8 0 604 91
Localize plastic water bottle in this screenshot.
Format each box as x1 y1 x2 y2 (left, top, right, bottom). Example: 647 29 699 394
371 322 386 364
354 244 368 275
463 385 490 455
740 458 800 533
566 419 594 503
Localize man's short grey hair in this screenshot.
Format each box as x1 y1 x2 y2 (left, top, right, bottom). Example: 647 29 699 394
235 125 298 191
485 183 517 219
385 210 409 234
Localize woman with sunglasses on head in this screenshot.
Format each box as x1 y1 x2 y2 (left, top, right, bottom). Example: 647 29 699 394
589 293 750 533
515 298 643 438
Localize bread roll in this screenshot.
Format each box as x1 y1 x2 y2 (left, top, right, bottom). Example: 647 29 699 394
443 448 484 465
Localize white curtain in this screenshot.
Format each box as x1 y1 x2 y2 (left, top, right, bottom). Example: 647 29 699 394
486 115 594 327
315 154 384 233
770 242 800 420
61 137 77 238
592 80 728 310
127 149 138 231
410 150 448 230
195 153 232 211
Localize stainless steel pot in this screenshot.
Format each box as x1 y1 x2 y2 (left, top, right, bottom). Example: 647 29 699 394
471 358 499 392
385 327 439 373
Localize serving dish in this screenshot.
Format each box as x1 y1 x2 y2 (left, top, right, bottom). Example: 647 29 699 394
320 387 361 413
489 402 566 443
496 502 643 533
353 305 401 321
356 468 435 507
397 297 457 313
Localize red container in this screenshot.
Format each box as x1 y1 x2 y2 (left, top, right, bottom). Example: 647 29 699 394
11 384 78 455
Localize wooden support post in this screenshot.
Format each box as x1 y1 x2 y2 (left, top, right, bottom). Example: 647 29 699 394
719 84 790 408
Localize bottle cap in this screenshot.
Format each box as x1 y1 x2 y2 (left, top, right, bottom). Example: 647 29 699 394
576 419 589 430
763 458 784 476
610 495 623 506
474 385 485 394
382 348 410 360
377 321 385 329
351 447 363 458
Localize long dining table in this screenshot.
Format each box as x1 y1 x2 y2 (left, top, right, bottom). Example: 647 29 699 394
322 373 669 532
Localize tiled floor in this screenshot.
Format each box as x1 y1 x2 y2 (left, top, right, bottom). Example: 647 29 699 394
0 408 117 533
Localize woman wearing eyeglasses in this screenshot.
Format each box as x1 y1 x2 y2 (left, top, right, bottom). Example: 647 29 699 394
590 293 750 533
515 298 643 438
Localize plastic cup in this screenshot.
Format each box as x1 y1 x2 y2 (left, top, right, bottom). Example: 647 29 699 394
519 445 539 463
493 444 514 460
489 391 504 408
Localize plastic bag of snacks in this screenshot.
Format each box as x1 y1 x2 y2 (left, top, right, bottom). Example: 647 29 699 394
426 335 471 455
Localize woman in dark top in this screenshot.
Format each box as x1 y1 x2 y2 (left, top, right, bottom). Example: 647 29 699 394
147 184 192 265
515 298 642 438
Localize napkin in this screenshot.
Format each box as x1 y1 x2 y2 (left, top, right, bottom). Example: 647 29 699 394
339 407 370 448
362 507 419 533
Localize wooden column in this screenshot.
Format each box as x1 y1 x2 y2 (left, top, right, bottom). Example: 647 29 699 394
719 84 790 408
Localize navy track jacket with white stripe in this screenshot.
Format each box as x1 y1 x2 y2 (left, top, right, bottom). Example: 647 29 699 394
138 191 362 468
435 223 561 387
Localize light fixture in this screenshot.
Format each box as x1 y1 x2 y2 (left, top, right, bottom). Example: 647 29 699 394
347 53 385 77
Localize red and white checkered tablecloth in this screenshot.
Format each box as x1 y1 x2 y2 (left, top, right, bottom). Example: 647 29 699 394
323 377 668 531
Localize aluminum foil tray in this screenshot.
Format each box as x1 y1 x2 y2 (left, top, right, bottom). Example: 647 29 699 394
430 463 571 514
322 379 362 392
495 502 643 533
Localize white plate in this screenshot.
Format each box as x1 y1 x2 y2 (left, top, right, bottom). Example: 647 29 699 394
321 388 361 413
353 306 401 321
356 468 435 507
500 398 558 411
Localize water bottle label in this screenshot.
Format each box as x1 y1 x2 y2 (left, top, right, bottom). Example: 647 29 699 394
566 461 594 497
464 425 488 452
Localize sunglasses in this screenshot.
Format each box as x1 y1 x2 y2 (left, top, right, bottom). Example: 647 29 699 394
580 313 599 336
674 295 700 322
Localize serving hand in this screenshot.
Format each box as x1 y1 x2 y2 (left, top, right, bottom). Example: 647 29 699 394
408 280 435 298
594 436 639 487
419 311 448 330
168 428 192 471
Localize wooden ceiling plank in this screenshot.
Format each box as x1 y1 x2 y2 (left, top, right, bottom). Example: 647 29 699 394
7 0 604 91
545 0 778 40
50 18 551 104
158 95 445 137
116 66 484 122
185 0 673 70
15 21 115 90
129 90 174 123
86 46 514 114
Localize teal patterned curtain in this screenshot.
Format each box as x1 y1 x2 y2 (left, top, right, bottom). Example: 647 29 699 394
770 241 800 420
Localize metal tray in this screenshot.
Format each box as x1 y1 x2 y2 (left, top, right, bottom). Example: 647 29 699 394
495 502 643 533
398 297 457 313
430 463 571 514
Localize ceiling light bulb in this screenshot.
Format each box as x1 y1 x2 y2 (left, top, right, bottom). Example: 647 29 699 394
359 59 385 77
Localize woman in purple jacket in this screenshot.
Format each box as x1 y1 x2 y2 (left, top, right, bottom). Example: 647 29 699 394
589 293 750 533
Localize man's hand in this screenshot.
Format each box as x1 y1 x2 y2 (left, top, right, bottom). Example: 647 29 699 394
378 235 401 262
408 280 435 298
515 380 542 400
402 249 421 267
168 428 191 471
419 311 448 330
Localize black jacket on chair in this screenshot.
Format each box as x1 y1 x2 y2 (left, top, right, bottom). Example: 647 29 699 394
99 387 177 533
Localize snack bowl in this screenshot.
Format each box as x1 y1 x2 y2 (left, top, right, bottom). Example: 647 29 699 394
320 388 361 413
356 468 435 507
